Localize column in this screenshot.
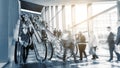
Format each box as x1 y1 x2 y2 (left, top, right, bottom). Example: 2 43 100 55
51 6 54 31
45 6 49 28
44 6 48 22
58 6 63 31
48 6 52 31
62 5 66 31
55 6 59 29
87 3 93 37
71 5 75 33
41 7 46 21
117 0 120 25
53 6 56 29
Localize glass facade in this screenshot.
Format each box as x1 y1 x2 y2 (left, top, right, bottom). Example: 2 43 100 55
44 1 118 43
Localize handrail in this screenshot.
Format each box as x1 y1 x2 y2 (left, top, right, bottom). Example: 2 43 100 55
71 5 117 28
27 19 44 62
29 19 42 43
30 19 63 61
37 22 60 41
33 38 42 62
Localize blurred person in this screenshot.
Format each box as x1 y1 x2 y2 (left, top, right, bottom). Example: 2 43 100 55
58 30 62 39
62 31 77 62
41 20 46 27
106 26 119 62
45 22 48 29
53 28 57 36
115 23 120 62
78 32 87 61
41 29 48 42
89 33 99 60
19 14 34 63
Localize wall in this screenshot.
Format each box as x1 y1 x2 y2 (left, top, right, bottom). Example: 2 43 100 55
8 0 19 62
0 0 19 62
0 0 8 62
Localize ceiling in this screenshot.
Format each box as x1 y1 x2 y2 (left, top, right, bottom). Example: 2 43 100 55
21 1 43 12
21 0 116 6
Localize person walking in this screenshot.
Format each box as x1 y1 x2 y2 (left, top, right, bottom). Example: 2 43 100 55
62 31 77 62
89 33 98 60
106 26 119 62
78 32 87 61
115 24 120 62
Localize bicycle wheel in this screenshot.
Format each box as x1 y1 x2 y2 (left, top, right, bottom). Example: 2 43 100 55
35 42 47 61
14 41 22 64
46 41 53 60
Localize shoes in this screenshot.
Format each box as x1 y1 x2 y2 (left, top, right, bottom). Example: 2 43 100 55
115 60 120 63
74 60 78 63
79 59 83 62
29 43 34 50
96 56 99 59
63 58 66 62
107 59 112 62
92 58 96 60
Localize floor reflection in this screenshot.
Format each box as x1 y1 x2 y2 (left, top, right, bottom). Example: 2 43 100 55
4 58 120 68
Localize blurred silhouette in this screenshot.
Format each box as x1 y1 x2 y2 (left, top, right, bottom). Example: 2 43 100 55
19 14 34 63
62 31 77 62
115 25 120 61
89 33 98 60
41 29 48 42
53 28 57 36
77 32 87 61
106 26 119 62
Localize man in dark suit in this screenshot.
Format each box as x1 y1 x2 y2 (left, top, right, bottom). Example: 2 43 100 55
116 26 120 46
107 26 119 62
115 25 120 61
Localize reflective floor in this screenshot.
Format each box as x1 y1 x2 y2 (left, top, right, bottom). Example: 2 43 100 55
3 56 120 68
2 42 120 68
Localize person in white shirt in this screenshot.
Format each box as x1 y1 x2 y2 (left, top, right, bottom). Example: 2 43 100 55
89 33 98 60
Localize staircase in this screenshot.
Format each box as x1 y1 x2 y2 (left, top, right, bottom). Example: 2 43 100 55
26 49 38 63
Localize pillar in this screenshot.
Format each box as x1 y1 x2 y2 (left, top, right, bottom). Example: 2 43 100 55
41 7 46 21
117 0 120 24
55 6 59 29
62 5 66 31
87 3 93 37
71 5 76 33
45 6 49 28
51 6 54 31
47 6 52 31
